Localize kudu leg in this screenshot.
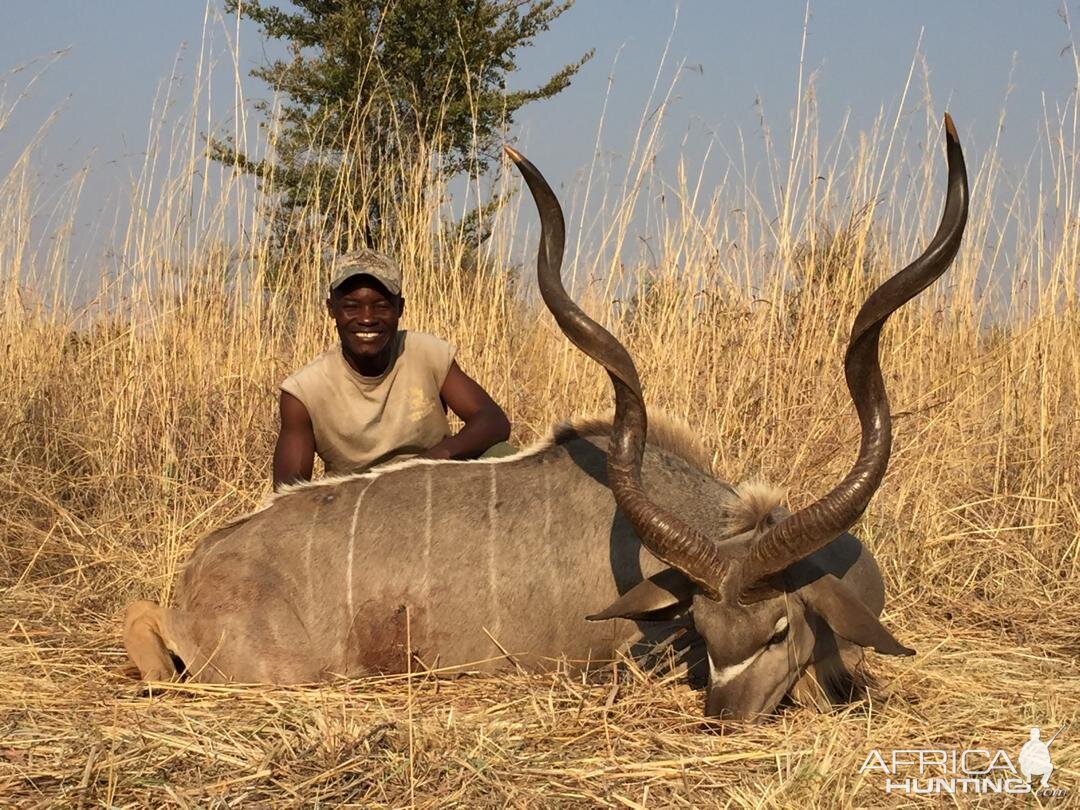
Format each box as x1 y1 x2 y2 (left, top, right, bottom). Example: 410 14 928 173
123 600 179 681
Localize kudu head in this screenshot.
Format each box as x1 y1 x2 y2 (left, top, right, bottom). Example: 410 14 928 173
506 114 968 721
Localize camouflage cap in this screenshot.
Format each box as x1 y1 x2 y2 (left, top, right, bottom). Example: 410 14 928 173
328 249 402 296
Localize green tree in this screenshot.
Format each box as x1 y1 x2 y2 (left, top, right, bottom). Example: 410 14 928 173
214 0 592 252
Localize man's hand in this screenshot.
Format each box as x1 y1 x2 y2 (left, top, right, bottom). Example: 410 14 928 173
273 391 315 490
419 362 510 461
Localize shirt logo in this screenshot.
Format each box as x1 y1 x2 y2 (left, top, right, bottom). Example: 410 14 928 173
406 387 433 423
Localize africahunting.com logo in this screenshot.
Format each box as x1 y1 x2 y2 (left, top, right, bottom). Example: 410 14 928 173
859 725 1069 797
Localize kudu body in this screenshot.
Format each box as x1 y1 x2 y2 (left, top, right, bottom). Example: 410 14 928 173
125 117 968 720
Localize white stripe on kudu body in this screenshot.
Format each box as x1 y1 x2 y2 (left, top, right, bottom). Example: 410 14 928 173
303 501 321 627
346 480 376 645
542 460 562 650
423 465 433 649
487 464 499 639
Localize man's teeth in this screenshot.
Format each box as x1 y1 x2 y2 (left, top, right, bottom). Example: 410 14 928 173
352 331 380 339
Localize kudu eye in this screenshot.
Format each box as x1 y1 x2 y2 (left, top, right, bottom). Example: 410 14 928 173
768 618 790 646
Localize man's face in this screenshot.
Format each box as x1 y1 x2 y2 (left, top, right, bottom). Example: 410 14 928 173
327 277 403 363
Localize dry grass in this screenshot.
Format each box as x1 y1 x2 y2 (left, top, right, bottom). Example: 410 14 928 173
2 40 1079 807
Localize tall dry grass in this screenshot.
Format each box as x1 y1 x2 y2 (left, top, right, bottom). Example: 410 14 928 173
1 36 1077 807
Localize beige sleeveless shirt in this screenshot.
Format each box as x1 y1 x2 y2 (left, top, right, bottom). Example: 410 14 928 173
281 331 455 475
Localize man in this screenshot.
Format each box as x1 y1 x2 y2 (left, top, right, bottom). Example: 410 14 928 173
273 249 512 489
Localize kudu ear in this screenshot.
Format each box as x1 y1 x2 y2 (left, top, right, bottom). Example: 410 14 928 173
586 569 696 621
800 574 915 656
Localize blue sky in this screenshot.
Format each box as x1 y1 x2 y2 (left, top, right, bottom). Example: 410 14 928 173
0 1 1076 273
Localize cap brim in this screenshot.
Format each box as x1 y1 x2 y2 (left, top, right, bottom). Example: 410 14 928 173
329 270 401 296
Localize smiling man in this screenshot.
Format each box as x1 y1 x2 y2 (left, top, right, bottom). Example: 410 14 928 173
272 249 512 489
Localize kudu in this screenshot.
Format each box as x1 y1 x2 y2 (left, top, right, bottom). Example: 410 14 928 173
125 115 968 721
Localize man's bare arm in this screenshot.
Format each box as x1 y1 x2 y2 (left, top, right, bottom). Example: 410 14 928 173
420 361 510 461
273 391 315 490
